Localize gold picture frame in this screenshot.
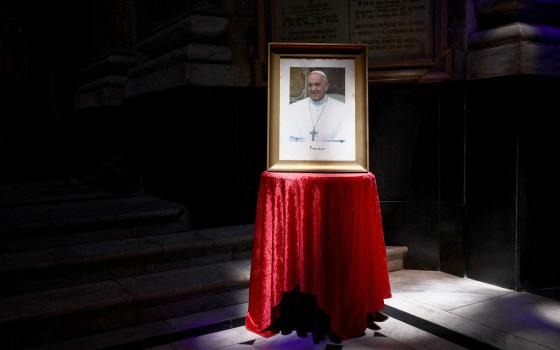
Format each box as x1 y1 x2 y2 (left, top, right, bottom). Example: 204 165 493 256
267 43 369 172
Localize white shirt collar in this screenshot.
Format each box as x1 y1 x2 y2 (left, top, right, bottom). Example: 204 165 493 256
310 95 328 107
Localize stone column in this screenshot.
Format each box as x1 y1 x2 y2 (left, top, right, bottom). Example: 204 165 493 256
467 0 560 79
126 0 252 97
465 0 560 290
74 0 138 109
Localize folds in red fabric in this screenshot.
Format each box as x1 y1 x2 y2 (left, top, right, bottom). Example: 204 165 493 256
246 171 391 340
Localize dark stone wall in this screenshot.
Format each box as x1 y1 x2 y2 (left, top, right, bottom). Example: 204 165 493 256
0 0 85 184
2 0 558 293
370 82 465 273
466 76 559 290
123 86 267 228
439 83 466 277
466 78 518 288
62 106 136 192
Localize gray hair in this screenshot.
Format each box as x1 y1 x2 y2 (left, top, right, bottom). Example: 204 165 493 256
309 70 328 83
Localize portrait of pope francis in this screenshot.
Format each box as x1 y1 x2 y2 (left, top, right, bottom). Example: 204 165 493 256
279 67 356 161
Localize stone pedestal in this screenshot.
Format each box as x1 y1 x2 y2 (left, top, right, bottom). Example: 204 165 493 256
75 13 247 104
120 1 259 227
467 0 560 79
127 12 251 97
75 1 255 103
465 0 560 291
74 0 138 109
75 52 139 109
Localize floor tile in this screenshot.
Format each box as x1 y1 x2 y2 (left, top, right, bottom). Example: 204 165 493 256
145 269 559 350
389 270 511 311
395 290 512 311
251 331 329 350
168 325 261 350
386 294 549 350
165 303 248 331
144 345 176 350
450 292 560 349
376 316 467 350
343 335 413 349
216 344 258 350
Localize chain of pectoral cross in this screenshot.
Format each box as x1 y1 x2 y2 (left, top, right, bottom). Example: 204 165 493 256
308 96 328 142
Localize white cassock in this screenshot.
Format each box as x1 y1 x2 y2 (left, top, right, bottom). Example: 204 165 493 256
280 95 355 161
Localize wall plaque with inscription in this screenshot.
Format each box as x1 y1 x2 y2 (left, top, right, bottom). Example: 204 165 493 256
273 1 349 43
257 0 450 83
350 0 433 65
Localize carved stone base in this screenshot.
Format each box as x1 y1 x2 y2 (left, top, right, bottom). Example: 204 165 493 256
127 62 250 97
75 76 127 109
74 53 139 109
468 22 560 79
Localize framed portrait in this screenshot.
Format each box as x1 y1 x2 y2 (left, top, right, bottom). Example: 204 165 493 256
267 43 369 172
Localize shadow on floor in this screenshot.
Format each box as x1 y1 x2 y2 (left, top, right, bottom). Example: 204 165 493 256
266 285 386 344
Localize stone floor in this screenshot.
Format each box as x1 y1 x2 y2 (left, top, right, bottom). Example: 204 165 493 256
144 270 560 350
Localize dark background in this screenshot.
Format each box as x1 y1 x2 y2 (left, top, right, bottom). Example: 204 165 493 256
1 0 558 293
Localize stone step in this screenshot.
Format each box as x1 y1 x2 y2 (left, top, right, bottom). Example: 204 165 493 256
0 194 187 249
0 224 253 296
0 236 405 297
386 246 408 272
0 194 184 235
20 243 408 350
27 299 250 350
0 259 252 349
0 180 111 207
23 246 407 350
1 242 407 349
1 214 190 253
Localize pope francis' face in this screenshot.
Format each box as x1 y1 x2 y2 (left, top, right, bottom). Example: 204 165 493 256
307 73 329 101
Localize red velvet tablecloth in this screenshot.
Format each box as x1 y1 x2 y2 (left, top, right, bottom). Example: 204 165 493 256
245 171 391 339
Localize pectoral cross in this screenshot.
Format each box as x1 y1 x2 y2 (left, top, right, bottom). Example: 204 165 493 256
310 128 318 141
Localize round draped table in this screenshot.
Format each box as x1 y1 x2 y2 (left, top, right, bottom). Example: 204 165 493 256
245 171 391 339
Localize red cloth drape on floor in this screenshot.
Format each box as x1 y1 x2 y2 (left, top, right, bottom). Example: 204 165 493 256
245 171 391 339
